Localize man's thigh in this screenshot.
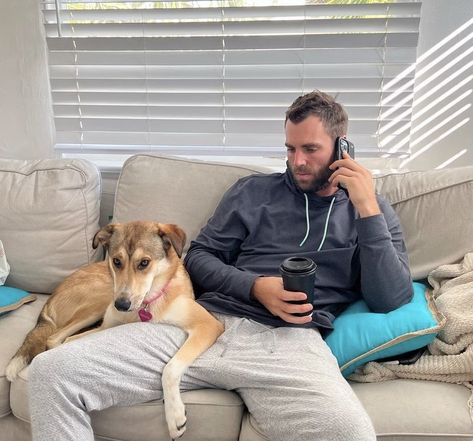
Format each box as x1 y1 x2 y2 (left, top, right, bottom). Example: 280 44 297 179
30 321 221 410
206 317 376 441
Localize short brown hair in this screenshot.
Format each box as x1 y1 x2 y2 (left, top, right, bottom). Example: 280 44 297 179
285 90 348 140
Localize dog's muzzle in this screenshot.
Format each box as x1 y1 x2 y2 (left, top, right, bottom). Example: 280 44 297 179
114 297 132 312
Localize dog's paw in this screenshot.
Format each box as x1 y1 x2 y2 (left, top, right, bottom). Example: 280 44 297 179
5 356 27 382
165 398 187 440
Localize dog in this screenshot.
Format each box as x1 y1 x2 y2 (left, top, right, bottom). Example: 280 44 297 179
6 220 224 439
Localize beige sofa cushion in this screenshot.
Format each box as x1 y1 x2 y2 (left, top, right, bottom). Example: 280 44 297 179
0 294 48 417
0 159 101 293
115 156 473 280
375 167 473 280
11 366 244 441
113 155 268 253
240 380 473 440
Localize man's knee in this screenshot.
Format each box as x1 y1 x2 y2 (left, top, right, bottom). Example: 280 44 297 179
29 345 76 388
328 399 376 441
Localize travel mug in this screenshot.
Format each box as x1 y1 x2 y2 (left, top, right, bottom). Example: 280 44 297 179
279 257 317 316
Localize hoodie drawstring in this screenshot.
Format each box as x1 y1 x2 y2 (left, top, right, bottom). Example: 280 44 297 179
299 194 311 247
299 194 336 251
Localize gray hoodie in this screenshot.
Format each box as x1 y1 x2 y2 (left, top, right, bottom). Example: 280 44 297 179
184 168 413 331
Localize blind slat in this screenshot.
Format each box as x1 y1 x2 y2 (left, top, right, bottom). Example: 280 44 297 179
47 33 418 50
48 47 417 66
49 64 416 80
50 78 414 93
43 3 421 23
45 17 420 38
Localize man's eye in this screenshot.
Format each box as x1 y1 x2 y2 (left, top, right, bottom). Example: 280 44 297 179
138 259 150 270
112 258 121 268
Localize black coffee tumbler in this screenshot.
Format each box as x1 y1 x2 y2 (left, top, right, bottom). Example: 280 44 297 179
279 257 317 317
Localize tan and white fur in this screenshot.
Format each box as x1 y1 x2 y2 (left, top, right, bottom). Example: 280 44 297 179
6 220 224 440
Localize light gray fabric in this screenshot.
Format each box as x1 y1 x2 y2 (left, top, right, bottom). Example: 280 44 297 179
0 294 48 417
351 380 473 439
114 156 473 281
27 314 375 441
113 155 270 254
0 159 101 293
241 378 473 441
374 167 473 280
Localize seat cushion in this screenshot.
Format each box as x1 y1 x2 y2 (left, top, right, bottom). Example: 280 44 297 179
352 379 473 439
239 380 473 441
0 294 48 417
6 290 245 441
0 159 101 293
11 363 244 441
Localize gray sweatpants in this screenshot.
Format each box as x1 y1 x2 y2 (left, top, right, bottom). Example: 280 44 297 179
28 313 376 441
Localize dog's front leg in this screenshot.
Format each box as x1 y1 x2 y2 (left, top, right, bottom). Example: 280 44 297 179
162 356 189 440
161 299 223 440
64 304 121 344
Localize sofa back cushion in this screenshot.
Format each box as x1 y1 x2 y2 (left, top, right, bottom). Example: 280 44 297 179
114 155 473 280
113 155 267 254
375 166 473 280
0 159 101 293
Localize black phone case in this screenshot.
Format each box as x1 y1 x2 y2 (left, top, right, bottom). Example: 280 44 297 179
333 137 355 193
335 137 355 160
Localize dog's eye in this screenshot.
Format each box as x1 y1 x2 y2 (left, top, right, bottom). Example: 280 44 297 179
112 258 122 268
138 259 150 270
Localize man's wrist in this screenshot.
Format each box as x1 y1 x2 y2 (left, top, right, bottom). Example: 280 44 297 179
250 276 263 300
356 200 381 218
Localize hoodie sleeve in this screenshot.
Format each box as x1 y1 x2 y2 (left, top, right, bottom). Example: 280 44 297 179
355 195 414 312
184 179 260 303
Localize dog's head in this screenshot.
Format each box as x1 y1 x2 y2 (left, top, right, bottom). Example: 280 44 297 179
93 221 186 312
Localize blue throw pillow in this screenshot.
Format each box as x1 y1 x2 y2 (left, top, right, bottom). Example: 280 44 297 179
324 282 445 377
0 286 37 316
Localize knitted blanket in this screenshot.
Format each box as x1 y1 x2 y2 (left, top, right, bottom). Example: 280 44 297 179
349 252 473 415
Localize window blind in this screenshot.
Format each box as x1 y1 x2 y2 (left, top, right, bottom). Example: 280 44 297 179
41 0 422 160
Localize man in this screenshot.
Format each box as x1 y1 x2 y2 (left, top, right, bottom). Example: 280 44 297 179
29 90 413 441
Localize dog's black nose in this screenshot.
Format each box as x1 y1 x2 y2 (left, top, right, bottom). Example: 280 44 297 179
114 298 131 312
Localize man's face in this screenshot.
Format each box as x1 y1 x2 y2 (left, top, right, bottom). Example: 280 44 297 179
285 115 337 194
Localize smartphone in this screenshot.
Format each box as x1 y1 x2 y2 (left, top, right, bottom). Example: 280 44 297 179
335 137 355 161
333 137 355 193
376 347 426 365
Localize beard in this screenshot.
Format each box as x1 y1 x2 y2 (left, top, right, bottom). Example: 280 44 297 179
289 161 335 193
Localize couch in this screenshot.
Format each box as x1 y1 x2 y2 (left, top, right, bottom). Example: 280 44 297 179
1 154 473 441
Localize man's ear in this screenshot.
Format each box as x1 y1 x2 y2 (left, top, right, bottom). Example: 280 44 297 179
156 223 187 258
92 224 117 250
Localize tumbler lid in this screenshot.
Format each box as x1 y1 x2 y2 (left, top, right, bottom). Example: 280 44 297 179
280 257 316 273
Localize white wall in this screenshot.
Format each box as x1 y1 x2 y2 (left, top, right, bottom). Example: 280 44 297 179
0 0 55 160
405 0 473 170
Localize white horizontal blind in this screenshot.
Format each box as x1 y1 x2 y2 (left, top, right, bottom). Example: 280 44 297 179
41 0 422 159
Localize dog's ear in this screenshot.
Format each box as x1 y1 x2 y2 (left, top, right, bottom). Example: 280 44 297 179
92 224 117 249
157 223 187 258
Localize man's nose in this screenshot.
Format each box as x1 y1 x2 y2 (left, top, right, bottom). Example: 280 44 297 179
293 150 307 167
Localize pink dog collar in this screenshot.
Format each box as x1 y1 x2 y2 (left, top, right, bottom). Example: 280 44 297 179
138 281 170 322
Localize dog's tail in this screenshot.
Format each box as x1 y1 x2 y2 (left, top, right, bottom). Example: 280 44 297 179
6 314 57 382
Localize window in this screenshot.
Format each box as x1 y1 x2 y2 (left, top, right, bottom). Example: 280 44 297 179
41 0 422 166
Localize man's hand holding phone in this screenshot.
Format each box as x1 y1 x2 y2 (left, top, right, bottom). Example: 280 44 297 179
328 150 381 218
